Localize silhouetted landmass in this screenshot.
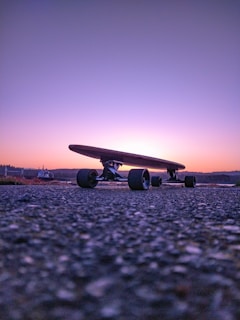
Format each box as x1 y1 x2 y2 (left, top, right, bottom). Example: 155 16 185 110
0 165 240 184
187 173 240 184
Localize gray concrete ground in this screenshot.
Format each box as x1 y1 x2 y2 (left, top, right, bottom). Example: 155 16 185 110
0 184 240 320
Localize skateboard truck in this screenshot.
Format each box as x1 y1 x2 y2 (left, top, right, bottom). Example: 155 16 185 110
166 168 196 187
167 169 177 181
100 160 125 181
167 168 184 183
167 169 182 182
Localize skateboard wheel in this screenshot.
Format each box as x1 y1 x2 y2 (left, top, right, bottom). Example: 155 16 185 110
151 176 162 187
77 169 98 188
184 176 196 188
128 169 150 190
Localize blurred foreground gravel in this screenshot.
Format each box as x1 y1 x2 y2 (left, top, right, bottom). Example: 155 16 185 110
0 184 240 320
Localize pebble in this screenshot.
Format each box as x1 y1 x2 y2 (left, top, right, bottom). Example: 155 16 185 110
85 277 114 297
0 185 240 319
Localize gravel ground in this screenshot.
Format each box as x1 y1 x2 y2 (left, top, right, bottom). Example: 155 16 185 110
0 184 240 320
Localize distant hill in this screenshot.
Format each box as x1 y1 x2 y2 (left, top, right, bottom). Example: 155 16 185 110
0 165 240 184
181 172 240 184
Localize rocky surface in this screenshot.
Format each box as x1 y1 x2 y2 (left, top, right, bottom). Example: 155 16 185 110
0 184 240 320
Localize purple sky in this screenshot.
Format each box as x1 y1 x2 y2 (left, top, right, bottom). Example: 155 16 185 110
1 0 240 171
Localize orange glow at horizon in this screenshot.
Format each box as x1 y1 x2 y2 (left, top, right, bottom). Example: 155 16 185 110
1 137 239 173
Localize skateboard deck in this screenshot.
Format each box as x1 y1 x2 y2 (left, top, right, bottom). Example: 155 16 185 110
69 144 185 170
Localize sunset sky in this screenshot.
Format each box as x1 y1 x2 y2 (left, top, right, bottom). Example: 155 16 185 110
1 0 239 172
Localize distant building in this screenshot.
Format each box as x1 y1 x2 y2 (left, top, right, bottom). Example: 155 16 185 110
37 168 54 180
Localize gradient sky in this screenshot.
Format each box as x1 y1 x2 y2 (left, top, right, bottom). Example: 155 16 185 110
1 0 240 172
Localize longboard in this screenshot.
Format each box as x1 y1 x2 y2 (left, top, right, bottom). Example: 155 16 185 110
69 144 185 170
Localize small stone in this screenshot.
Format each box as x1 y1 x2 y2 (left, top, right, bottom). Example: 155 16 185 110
208 252 232 261
100 301 121 318
135 286 159 302
208 274 233 287
58 255 70 262
172 265 188 274
223 225 240 233
230 245 240 251
56 289 76 301
120 265 137 276
85 277 113 297
185 245 202 254
9 224 19 230
23 256 34 264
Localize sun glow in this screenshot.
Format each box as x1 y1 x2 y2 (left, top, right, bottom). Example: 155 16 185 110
105 134 168 159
